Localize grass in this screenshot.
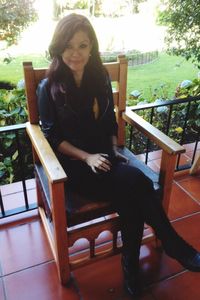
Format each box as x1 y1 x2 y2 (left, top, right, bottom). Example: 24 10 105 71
0 51 198 100
127 52 199 100
0 53 49 84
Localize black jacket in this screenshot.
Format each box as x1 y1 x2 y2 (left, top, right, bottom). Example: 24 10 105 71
37 71 118 156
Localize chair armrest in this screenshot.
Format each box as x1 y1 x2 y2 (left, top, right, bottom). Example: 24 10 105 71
26 122 67 183
123 108 185 155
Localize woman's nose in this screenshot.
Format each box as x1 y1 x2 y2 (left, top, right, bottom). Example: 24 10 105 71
71 48 80 56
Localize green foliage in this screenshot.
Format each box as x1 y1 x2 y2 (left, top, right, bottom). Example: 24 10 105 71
157 0 200 68
0 87 33 184
0 0 38 46
0 88 27 125
128 77 200 154
175 78 200 98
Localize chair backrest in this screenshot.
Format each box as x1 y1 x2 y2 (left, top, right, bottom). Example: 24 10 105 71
23 55 128 145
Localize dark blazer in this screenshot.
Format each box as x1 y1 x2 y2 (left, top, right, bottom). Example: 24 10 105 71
37 71 118 157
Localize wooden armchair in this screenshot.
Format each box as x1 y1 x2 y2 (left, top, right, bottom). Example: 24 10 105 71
23 55 185 285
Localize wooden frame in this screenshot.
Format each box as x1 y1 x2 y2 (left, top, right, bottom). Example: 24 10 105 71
23 56 185 285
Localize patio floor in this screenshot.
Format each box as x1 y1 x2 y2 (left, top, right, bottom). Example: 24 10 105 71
0 153 200 299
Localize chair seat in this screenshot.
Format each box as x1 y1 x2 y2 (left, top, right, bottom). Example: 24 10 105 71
35 147 161 227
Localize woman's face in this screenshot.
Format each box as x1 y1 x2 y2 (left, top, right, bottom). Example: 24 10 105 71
62 30 92 75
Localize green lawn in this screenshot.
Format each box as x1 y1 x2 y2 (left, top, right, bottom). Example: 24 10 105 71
0 52 198 100
0 54 49 84
127 52 199 100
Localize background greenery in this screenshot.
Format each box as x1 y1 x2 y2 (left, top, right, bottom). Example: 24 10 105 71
0 51 199 184
0 51 198 99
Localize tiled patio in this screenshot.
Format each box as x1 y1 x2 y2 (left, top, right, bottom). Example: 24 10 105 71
0 149 200 299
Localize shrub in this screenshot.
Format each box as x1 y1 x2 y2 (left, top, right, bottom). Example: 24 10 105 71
0 87 33 184
128 76 200 154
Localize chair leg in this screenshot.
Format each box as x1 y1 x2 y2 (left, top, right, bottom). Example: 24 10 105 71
50 182 71 285
159 151 177 213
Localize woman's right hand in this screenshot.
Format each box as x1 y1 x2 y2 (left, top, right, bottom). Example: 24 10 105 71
85 153 112 173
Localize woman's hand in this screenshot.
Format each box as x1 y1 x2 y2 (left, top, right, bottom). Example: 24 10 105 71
85 153 112 173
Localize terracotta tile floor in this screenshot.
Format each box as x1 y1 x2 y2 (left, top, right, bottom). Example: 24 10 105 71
0 166 200 299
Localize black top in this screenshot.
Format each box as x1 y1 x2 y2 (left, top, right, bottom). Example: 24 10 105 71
37 69 118 157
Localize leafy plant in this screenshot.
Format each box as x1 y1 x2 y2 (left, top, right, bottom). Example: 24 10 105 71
175 78 200 98
128 76 200 154
157 0 200 68
0 86 33 184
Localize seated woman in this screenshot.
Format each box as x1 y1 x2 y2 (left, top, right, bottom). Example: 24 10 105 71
37 13 200 297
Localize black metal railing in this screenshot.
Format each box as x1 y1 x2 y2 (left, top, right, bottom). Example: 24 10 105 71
0 123 36 219
128 95 200 171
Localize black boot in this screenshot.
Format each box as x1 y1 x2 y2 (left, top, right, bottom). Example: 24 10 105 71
121 254 142 297
142 191 200 272
162 235 200 271
177 252 200 272
119 212 144 297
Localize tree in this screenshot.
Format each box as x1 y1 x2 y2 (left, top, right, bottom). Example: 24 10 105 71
52 0 147 19
158 0 200 68
0 0 38 46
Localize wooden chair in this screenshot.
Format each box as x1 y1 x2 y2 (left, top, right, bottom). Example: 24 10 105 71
23 55 185 285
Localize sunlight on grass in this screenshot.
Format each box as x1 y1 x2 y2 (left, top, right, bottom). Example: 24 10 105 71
127 52 199 99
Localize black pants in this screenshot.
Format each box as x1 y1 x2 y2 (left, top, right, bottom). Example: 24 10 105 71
64 159 191 261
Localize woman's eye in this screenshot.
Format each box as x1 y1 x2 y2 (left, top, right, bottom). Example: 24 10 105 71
80 44 88 49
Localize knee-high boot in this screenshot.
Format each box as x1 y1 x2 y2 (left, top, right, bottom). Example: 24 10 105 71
142 193 195 258
119 212 144 296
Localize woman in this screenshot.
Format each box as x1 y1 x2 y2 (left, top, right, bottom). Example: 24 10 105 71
38 13 200 297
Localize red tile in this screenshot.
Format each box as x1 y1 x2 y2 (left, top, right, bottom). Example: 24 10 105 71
136 153 146 162
174 169 191 181
2 183 37 211
139 243 183 286
0 181 23 196
2 192 31 212
185 149 200 160
151 271 200 300
168 183 200 220
0 179 35 196
148 150 162 161
4 262 80 300
177 176 200 202
74 254 154 300
0 279 6 300
25 178 36 189
172 213 200 251
147 160 160 172
0 220 53 275
183 142 196 152
0 209 39 229
177 153 192 167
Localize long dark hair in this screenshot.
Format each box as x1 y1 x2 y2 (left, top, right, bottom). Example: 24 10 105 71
47 13 106 98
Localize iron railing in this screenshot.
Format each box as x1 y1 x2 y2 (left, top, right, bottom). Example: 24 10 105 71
128 95 200 170
0 123 36 219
